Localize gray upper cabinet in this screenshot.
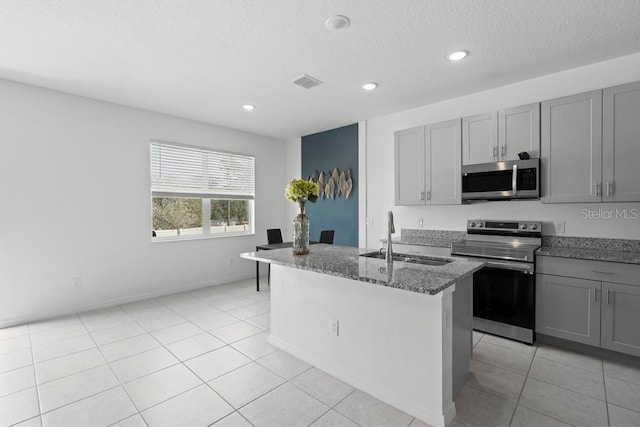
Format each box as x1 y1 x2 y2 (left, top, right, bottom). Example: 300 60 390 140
394 126 425 206
462 112 497 165
541 90 603 203
499 103 540 161
462 103 540 165
426 119 462 205
601 282 640 357
536 273 601 346
603 81 640 202
394 120 461 206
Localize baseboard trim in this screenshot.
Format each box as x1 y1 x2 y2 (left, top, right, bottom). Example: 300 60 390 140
0 273 254 329
536 334 640 366
269 334 449 427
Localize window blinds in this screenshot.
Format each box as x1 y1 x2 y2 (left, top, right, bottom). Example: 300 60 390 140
150 141 255 199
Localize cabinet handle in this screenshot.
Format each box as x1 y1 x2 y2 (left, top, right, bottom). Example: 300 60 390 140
593 288 597 302
427 191 431 200
606 289 610 305
607 181 614 196
592 271 616 275
420 191 425 201
501 145 506 157
595 183 601 197
492 146 497 159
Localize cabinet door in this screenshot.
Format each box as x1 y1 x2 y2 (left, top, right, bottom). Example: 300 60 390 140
462 112 498 165
499 103 540 161
536 274 601 346
541 90 603 203
394 126 425 205
426 119 462 205
603 81 640 202
601 282 640 357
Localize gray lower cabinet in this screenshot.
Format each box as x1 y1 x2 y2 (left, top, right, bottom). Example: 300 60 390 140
536 273 601 346
601 282 640 357
536 256 640 357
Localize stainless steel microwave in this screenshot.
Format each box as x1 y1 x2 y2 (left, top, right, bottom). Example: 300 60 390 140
461 158 540 201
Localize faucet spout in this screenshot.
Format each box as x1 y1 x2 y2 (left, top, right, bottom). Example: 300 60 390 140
386 211 395 265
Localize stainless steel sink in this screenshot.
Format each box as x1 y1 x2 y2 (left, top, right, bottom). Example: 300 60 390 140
360 252 452 266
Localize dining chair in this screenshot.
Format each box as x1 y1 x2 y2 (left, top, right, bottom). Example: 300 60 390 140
267 228 283 244
266 229 283 285
319 230 335 244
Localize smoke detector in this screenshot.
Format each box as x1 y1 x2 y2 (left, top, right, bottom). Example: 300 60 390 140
293 74 323 89
325 15 350 30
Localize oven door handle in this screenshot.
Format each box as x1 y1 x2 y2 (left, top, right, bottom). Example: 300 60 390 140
483 259 534 273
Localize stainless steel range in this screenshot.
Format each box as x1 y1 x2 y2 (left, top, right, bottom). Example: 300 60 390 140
451 220 542 344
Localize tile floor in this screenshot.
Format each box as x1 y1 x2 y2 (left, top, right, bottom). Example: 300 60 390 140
1 278 639 426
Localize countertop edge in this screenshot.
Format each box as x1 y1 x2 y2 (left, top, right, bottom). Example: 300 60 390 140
240 249 484 295
536 247 640 265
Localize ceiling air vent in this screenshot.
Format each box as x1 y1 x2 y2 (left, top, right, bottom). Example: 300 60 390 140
293 74 323 89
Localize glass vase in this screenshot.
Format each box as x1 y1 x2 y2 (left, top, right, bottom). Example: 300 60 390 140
292 202 310 255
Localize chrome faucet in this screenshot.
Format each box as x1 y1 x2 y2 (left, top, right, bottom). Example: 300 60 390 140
386 211 395 265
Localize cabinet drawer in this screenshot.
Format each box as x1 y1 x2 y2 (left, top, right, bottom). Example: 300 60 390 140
536 255 640 285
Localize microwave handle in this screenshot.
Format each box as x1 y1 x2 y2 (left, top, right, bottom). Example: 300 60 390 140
512 164 518 195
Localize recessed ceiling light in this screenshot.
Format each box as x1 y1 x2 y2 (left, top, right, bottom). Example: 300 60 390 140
362 82 378 91
325 15 350 30
242 104 255 111
447 50 469 61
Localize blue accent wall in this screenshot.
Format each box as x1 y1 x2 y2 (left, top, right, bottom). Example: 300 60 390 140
302 124 358 247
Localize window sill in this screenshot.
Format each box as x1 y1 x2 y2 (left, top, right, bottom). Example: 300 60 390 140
152 231 255 243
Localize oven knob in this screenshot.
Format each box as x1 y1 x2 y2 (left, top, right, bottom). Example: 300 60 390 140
470 222 476 227
478 222 484 228
530 224 538 230
520 224 528 230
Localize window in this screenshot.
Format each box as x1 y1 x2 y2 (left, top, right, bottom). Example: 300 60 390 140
150 140 254 239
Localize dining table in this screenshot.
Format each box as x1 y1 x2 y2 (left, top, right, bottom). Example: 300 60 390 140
254 241 318 291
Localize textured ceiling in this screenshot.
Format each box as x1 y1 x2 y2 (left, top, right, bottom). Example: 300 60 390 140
1 0 640 139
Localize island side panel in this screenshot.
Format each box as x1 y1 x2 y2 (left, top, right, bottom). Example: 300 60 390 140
452 274 472 398
269 264 455 427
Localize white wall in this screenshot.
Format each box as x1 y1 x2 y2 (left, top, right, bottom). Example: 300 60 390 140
0 79 288 327
363 52 640 247
283 137 302 236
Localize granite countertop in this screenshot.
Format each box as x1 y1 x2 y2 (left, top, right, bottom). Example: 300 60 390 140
380 229 466 248
387 236 460 248
240 244 484 295
536 237 640 265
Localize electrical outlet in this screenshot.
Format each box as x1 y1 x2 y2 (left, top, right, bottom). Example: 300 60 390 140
365 217 373 226
418 218 424 228
554 220 565 234
331 318 340 337
72 277 82 289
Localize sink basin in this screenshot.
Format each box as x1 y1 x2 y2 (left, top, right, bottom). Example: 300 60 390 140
360 252 452 266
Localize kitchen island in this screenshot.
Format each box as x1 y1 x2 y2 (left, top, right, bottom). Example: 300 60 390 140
240 244 483 426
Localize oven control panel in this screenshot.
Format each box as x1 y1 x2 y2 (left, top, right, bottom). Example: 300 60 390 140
467 220 542 235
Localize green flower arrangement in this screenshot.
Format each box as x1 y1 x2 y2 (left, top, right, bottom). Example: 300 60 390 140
285 179 319 213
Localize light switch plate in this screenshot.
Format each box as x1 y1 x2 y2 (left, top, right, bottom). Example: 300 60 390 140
554 220 565 234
